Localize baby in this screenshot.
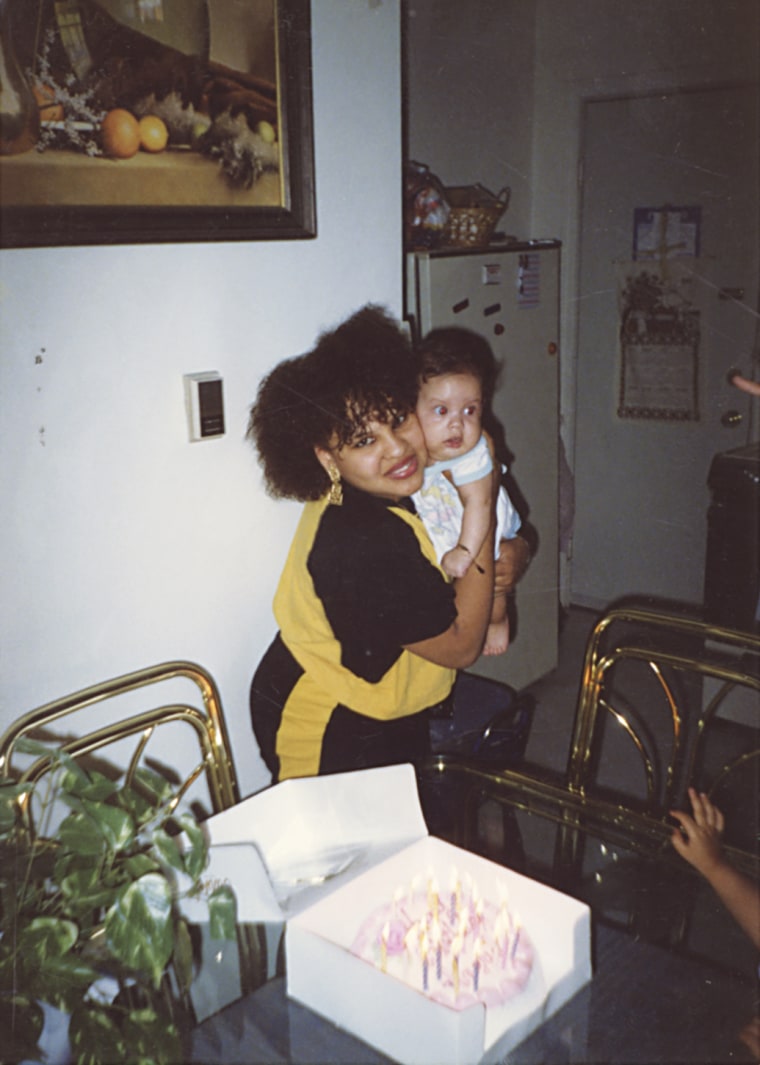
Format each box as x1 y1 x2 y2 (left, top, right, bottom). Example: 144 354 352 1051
413 327 521 656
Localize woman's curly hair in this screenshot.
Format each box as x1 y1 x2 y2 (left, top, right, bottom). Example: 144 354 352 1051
247 305 418 501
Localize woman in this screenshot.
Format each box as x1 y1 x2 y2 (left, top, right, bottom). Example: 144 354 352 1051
247 305 499 783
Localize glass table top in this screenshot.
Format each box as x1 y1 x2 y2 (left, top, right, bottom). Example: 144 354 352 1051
190 761 759 1064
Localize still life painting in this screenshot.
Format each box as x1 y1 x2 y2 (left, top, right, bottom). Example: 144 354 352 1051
0 0 315 246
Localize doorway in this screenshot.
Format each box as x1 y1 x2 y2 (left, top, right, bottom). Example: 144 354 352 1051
572 85 759 609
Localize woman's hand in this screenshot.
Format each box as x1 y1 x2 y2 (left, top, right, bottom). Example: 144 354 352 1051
495 535 531 593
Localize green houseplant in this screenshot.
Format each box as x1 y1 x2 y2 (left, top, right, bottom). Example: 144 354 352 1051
0 738 237 1064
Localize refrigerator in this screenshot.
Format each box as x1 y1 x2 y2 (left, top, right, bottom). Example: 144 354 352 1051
406 241 561 691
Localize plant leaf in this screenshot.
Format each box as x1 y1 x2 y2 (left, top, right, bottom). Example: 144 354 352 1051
106 873 173 986
69 1001 127 1065
25 953 101 1013
21 916 79 958
68 771 120 805
59 803 134 854
57 812 110 856
0 993 44 1062
59 867 119 915
176 813 207 881
120 767 175 825
208 884 238 941
80 800 135 851
121 1003 185 1064
0 782 27 834
172 917 194 993
122 852 160 879
150 826 184 873
11 736 58 757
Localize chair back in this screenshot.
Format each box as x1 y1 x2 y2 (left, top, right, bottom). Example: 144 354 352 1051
567 606 760 858
0 661 240 835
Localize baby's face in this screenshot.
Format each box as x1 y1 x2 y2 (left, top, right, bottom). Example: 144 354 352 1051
416 372 483 464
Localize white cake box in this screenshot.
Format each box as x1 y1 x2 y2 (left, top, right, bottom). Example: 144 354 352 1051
203 763 591 1064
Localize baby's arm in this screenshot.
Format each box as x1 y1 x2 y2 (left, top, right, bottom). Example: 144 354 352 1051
440 472 492 578
670 788 760 950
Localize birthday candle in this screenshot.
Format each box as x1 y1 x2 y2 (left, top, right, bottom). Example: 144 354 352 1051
475 896 484 928
420 929 429 992
431 876 440 922
431 916 442 980
449 867 461 922
451 932 463 998
470 882 480 921
473 939 483 993
510 920 522 965
404 922 418 961
381 921 389 972
458 910 469 942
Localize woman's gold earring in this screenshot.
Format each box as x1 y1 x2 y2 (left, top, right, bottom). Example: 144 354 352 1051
327 464 343 506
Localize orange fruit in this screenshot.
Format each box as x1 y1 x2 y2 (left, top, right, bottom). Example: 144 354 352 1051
101 108 140 159
138 114 168 153
33 84 64 123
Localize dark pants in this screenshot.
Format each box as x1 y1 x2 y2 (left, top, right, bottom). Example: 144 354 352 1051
250 634 432 783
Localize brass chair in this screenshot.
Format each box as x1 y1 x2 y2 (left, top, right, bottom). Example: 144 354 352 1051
0 660 240 831
418 604 760 968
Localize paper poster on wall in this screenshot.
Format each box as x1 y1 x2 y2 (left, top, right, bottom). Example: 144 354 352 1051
517 252 541 309
633 206 701 264
617 260 700 420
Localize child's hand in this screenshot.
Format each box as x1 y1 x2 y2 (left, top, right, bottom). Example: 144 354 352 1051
670 787 726 878
441 545 473 579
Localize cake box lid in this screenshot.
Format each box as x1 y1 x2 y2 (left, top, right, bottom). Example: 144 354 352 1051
202 762 429 920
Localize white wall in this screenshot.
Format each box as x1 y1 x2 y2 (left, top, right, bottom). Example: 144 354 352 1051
0 0 402 799
404 0 536 240
530 0 760 469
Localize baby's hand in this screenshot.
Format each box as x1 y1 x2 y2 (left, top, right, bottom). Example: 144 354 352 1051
441 545 473 579
670 787 725 878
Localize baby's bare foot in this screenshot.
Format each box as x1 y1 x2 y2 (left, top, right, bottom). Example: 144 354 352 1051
483 620 509 656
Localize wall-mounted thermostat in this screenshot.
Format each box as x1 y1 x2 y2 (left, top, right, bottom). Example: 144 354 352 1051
183 372 225 441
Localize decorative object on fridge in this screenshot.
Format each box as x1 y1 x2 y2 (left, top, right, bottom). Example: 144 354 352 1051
404 160 451 249
443 184 510 249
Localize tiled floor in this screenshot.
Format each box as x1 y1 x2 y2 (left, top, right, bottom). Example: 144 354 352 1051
519 605 599 777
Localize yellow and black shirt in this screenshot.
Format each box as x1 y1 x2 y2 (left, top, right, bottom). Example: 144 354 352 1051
250 484 457 781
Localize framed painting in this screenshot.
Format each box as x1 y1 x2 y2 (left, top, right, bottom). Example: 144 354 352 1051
0 0 316 247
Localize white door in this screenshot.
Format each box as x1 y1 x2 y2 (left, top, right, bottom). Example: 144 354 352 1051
572 86 759 609
409 245 560 690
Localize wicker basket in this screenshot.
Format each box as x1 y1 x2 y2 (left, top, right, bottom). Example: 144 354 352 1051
443 184 511 249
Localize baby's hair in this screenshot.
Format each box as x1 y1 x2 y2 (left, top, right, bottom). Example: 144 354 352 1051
416 327 500 406
247 305 418 501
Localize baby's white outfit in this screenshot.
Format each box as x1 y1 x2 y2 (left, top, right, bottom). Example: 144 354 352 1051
413 434 521 566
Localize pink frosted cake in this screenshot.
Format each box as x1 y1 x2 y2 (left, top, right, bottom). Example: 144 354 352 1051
350 869 534 1010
